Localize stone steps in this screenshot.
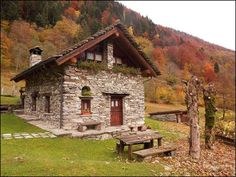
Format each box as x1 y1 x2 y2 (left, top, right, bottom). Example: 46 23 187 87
13 109 24 115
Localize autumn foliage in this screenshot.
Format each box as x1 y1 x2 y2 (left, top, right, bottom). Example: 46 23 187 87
1 1 234 109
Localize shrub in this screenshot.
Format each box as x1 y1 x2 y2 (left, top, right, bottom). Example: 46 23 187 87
165 74 178 86
77 60 108 74
112 64 141 76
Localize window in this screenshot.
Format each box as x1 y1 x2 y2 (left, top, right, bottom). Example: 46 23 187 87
32 96 36 111
45 96 50 113
86 52 102 62
82 86 92 96
81 99 91 114
95 54 102 61
115 57 122 64
86 52 94 60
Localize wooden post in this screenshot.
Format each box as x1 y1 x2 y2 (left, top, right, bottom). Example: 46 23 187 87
183 76 201 159
203 84 217 149
128 145 132 160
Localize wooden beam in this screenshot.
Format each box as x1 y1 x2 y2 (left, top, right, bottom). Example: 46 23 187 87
113 40 140 68
116 29 157 77
56 28 118 65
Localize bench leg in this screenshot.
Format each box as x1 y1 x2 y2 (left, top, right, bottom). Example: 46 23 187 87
128 145 132 161
150 139 154 148
158 138 162 147
144 142 150 149
116 143 121 154
120 142 125 153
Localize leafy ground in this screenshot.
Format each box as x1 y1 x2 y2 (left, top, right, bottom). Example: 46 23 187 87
0 95 20 105
1 111 235 176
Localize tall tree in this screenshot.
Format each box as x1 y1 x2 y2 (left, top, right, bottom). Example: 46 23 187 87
203 84 217 149
183 76 201 159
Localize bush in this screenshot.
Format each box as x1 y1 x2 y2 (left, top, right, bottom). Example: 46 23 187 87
77 60 108 74
165 74 178 86
112 64 141 76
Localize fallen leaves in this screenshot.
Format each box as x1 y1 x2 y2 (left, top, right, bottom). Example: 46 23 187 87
151 139 235 176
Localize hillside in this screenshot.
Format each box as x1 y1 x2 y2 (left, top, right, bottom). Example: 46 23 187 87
1 0 235 109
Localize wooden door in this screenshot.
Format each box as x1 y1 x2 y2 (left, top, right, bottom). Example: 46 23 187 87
110 97 123 126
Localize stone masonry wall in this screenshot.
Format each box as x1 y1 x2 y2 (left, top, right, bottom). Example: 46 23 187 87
62 65 145 130
24 67 62 128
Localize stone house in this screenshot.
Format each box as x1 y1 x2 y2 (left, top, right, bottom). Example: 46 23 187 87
11 22 160 134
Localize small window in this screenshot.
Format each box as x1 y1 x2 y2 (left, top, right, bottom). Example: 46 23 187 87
82 86 92 96
81 99 91 114
86 52 94 60
116 57 122 64
45 96 50 113
95 54 102 61
111 100 115 107
32 96 36 111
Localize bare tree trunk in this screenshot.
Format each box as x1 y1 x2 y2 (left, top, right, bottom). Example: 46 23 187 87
203 84 217 149
183 76 201 159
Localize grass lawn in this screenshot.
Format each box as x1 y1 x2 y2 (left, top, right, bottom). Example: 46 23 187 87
1 114 179 176
0 95 20 105
1 114 44 134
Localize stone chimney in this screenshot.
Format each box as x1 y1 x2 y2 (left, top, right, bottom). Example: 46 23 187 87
29 46 43 67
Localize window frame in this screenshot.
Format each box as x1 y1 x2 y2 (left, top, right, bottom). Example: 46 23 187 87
85 51 103 63
32 95 37 111
81 99 91 115
45 96 50 113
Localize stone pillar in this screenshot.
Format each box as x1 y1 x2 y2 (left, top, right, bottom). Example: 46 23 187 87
107 41 114 69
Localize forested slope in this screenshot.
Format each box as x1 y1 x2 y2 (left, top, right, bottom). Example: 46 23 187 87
1 1 234 109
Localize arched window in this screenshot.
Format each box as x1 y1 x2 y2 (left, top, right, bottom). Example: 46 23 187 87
81 86 92 96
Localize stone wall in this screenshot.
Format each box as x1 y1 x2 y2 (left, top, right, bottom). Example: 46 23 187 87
150 114 177 122
62 65 145 130
24 67 62 128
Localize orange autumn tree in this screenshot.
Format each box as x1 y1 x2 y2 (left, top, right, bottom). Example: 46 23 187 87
203 62 216 83
152 47 165 68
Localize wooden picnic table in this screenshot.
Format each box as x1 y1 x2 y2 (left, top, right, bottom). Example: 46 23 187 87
116 132 163 160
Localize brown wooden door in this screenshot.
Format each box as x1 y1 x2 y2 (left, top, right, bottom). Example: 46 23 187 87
110 97 123 126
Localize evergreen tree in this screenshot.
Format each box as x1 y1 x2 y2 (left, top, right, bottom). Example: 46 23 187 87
214 62 220 74
1 1 20 21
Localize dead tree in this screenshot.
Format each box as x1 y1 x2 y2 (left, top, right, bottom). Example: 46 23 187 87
203 84 217 149
183 76 201 159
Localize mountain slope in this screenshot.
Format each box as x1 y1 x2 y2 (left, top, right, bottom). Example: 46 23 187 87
1 0 234 109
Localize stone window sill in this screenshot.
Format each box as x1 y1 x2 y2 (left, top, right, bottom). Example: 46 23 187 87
43 113 53 116
80 113 92 117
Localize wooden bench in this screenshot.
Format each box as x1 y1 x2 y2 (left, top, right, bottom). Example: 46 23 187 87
78 121 101 132
133 146 176 161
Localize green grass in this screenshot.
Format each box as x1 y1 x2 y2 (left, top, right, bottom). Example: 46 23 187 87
1 114 170 176
0 95 20 105
145 117 182 141
1 114 44 134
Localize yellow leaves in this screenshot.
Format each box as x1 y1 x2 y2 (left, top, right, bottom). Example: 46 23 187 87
1 20 10 33
182 64 191 81
1 31 12 68
64 7 80 21
74 10 80 18
39 17 82 51
135 36 154 57
127 26 134 36
54 17 80 39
